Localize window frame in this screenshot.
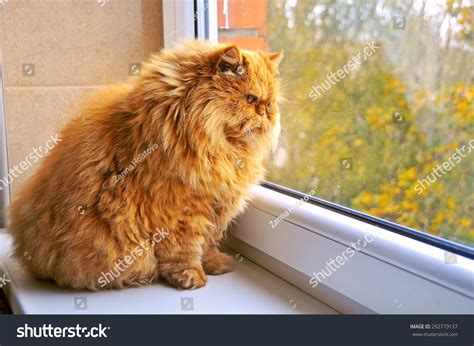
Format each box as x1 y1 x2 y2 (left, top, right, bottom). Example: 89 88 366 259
263 182 474 259
0 55 10 229
162 0 197 48
162 0 218 47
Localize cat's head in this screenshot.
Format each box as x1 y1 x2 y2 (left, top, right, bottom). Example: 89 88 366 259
203 44 283 149
139 41 283 154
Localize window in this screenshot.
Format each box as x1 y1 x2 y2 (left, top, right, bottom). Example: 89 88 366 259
214 0 474 248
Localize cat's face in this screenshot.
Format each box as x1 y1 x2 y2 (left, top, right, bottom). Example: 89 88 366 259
201 45 283 148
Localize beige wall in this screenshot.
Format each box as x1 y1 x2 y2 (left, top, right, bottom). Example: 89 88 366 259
0 0 163 195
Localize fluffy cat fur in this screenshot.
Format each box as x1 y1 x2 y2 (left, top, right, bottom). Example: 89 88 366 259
8 40 282 290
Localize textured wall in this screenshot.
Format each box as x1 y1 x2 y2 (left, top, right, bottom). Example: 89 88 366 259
0 0 164 202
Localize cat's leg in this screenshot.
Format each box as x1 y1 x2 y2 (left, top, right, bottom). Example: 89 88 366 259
158 258 207 289
202 246 234 275
156 235 207 289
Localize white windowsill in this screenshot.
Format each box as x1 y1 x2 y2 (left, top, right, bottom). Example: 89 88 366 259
0 232 337 314
224 186 474 314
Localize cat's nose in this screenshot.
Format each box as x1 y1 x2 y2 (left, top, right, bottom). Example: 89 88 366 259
256 105 265 116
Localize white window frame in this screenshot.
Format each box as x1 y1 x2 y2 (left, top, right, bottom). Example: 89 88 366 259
162 0 218 47
162 0 196 48
169 0 474 314
0 55 10 230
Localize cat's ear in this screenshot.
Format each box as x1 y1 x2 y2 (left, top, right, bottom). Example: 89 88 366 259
267 51 284 68
215 45 245 75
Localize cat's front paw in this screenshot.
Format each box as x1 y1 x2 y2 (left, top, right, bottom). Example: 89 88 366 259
163 267 207 290
202 249 234 275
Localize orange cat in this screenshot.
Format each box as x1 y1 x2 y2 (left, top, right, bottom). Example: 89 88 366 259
8 40 282 290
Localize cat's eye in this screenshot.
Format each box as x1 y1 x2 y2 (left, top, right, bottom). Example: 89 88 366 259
235 65 245 75
246 94 258 105
220 62 232 72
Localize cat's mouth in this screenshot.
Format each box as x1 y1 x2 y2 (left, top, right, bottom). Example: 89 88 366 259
225 121 268 144
244 123 264 136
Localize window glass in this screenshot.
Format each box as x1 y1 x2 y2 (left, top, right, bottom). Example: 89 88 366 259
216 0 474 247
